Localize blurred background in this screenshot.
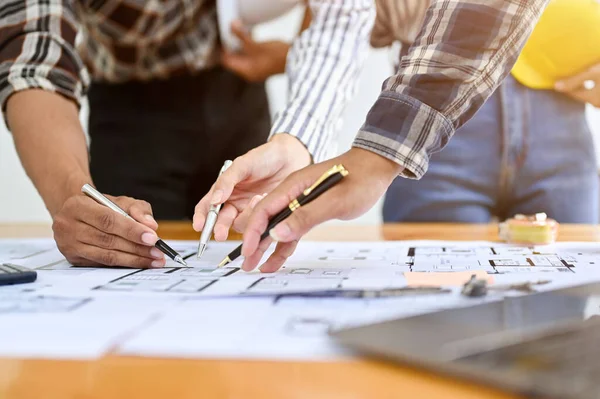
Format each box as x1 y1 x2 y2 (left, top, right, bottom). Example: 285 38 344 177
1 5 599 224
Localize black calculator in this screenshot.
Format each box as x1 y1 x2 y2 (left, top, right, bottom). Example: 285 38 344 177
0 263 37 286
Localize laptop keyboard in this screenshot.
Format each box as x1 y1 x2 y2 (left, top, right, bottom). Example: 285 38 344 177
458 318 600 399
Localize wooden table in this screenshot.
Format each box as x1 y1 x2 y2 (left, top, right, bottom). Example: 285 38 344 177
1 222 599 399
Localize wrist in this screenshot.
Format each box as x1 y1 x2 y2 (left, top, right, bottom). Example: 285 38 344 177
347 147 403 185
48 172 93 217
270 133 312 167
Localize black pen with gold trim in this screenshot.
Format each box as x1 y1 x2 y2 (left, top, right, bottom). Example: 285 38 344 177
217 164 349 267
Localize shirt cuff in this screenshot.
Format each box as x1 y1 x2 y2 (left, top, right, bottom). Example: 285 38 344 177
352 92 454 180
270 109 336 163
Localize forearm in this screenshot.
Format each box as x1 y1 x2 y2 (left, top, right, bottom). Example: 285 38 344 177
7 90 91 216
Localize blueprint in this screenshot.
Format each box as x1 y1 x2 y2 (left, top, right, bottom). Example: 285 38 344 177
1 238 600 360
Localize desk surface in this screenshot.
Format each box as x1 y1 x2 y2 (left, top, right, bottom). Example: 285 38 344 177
1 222 598 399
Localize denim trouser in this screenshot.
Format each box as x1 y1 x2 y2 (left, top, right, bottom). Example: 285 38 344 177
383 75 599 224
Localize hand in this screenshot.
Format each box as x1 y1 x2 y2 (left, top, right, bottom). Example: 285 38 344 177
52 193 166 268
193 134 311 240
221 20 290 82
554 64 600 107
240 148 403 272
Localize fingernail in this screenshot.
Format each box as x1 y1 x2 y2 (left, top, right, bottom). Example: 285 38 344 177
141 232 158 245
270 223 291 242
145 214 156 223
151 259 164 268
211 190 224 205
555 82 565 91
150 248 164 259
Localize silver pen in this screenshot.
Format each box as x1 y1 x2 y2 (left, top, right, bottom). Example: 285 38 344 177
81 184 188 266
197 160 233 258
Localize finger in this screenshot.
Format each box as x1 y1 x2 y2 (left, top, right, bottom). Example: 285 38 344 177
78 197 158 246
242 171 317 257
221 53 254 80
211 158 253 206
232 193 265 233
76 223 165 260
193 157 253 232
214 203 238 241
76 243 166 269
555 65 600 92
563 88 597 105
241 236 272 272
230 20 254 48
122 198 158 230
259 240 298 273
269 198 335 243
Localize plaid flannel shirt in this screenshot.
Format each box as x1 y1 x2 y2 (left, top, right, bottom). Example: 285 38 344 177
354 0 549 179
0 0 374 163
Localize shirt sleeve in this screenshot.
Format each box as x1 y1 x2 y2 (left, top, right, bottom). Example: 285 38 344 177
353 0 549 179
0 0 90 115
270 0 375 162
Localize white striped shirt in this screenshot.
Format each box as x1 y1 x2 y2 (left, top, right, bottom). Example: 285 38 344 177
270 0 375 162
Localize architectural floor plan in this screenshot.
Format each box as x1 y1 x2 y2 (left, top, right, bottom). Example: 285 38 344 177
1 239 599 360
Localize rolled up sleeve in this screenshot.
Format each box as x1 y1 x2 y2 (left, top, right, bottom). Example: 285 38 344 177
353 0 549 179
0 0 90 116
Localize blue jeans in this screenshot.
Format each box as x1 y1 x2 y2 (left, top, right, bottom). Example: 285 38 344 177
383 76 599 224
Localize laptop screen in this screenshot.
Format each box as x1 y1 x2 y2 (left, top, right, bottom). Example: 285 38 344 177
331 282 600 399
332 282 600 362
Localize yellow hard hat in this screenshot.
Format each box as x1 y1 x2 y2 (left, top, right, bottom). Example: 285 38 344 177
511 0 600 89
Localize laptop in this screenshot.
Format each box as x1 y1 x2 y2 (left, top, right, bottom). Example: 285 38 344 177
330 282 600 399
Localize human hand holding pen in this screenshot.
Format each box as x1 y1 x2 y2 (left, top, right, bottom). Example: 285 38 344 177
192 134 311 240
52 190 166 268
240 148 402 272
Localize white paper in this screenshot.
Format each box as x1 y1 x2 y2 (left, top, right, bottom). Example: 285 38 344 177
2 238 600 361
0 238 55 263
119 294 476 361
0 294 180 359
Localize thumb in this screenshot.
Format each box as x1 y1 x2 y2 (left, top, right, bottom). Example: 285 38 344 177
230 20 254 50
192 159 251 232
113 196 158 230
210 159 252 205
268 199 333 243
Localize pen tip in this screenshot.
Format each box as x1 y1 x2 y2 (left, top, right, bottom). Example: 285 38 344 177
197 244 206 259
217 257 230 268
175 256 188 267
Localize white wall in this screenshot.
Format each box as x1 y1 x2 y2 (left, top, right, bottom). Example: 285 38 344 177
1 7 600 224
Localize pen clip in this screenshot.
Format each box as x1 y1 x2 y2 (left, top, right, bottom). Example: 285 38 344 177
302 164 349 196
